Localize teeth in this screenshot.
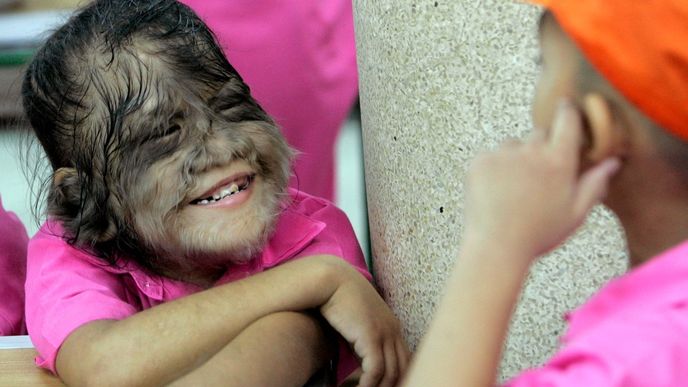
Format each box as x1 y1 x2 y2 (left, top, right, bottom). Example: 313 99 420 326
194 178 251 206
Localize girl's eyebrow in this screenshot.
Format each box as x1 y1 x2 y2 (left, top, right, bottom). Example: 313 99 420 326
166 110 186 123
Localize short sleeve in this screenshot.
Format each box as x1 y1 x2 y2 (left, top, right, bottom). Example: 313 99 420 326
25 227 139 374
0 198 29 336
504 307 688 387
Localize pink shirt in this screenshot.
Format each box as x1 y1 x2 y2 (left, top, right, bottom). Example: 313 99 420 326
506 240 688 386
180 0 359 201
25 189 369 383
0 196 28 336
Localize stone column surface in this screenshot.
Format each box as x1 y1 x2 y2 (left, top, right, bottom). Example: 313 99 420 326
352 0 627 379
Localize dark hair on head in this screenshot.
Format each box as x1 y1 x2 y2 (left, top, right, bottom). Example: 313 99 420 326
22 0 271 266
24 0 240 167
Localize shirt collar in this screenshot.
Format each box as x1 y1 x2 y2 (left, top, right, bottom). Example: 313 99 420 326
258 204 326 268
75 250 165 301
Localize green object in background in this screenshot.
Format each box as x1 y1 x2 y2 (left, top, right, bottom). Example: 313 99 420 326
0 49 34 67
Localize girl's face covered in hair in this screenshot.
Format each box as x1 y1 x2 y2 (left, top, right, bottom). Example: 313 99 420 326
23 0 292 284
77 48 292 281
127 103 289 266
122 70 292 277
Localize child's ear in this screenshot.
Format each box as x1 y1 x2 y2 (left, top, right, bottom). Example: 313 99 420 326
51 167 119 243
581 93 623 162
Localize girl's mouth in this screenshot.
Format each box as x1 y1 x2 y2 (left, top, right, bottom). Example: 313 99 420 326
190 173 256 206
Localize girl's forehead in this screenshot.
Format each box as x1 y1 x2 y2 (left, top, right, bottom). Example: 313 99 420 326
85 43 234 136
121 63 212 118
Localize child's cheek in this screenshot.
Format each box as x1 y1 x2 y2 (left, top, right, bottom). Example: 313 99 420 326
126 159 191 249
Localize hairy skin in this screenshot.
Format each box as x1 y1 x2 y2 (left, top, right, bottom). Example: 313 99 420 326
23 1 409 385
23 0 293 285
167 312 331 387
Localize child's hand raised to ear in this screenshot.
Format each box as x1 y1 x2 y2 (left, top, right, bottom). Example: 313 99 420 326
404 100 621 387
462 100 621 266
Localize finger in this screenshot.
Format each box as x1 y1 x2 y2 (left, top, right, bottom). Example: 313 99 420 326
396 339 411 380
573 157 621 219
550 100 584 164
379 342 398 387
358 343 385 387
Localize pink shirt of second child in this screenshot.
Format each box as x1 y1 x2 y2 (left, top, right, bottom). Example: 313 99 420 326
506 240 688 386
25 189 369 384
0 196 29 336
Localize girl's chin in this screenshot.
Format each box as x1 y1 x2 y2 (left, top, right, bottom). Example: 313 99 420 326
174 214 272 257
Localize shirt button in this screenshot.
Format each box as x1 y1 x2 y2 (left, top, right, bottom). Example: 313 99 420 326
145 281 150 288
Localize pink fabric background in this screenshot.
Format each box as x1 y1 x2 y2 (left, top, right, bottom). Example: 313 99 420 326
0 195 28 335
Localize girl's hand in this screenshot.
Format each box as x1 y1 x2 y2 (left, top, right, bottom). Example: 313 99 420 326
463 101 621 265
319 259 410 387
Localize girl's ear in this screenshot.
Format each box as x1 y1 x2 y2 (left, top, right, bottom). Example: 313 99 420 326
51 167 81 214
50 167 119 244
582 93 624 162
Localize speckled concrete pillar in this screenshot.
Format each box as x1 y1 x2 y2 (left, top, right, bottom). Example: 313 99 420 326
353 1 627 379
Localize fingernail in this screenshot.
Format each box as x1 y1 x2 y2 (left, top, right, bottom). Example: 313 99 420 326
605 158 622 174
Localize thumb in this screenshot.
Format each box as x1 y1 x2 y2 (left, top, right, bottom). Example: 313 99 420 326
573 158 621 220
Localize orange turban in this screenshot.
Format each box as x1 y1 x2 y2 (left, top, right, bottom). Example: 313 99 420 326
530 0 688 142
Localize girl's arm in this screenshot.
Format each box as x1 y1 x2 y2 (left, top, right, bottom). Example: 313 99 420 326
56 254 405 387
403 102 621 386
168 311 331 386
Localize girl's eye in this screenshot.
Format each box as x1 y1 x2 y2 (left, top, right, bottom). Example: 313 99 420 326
143 124 182 144
164 124 182 136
